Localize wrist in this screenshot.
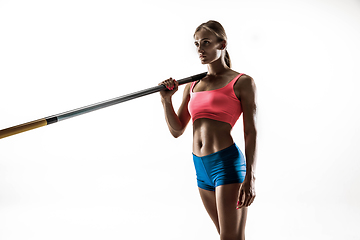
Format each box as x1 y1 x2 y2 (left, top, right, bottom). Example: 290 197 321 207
161 97 172 104
245 172 256 182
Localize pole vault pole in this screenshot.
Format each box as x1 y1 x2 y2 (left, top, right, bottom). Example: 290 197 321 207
0 72 207 139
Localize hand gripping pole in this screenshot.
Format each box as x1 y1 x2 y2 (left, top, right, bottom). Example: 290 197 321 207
0 72 207 139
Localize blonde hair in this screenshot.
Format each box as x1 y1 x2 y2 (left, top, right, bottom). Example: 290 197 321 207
194 20 231 68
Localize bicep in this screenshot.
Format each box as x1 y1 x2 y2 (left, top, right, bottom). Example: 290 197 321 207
238 76 257 134
177 83 192 129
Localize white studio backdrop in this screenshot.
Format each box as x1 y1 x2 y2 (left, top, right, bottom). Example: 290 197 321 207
1 0 359 239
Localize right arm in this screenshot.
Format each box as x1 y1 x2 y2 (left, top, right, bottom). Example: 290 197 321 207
159 78 191 138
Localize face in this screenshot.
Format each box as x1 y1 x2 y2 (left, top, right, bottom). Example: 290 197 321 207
194 28 224 65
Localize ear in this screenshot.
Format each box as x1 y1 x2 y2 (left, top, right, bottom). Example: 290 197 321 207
220 40 227 50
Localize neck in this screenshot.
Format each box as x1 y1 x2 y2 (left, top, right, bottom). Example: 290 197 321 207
206 57 230 76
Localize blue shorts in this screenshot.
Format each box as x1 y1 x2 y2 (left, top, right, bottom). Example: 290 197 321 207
192 143 246 191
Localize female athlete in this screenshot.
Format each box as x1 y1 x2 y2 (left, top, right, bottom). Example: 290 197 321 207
159 20 257 240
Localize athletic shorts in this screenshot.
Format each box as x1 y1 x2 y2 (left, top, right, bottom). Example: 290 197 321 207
192 143 246 191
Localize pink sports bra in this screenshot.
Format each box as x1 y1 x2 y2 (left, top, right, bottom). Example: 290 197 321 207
188 73 244 128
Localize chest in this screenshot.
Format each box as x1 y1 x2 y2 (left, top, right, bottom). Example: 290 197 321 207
190 91 229 107
192 79 232 93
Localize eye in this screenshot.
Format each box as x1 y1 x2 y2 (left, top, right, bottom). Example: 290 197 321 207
203 40 210 45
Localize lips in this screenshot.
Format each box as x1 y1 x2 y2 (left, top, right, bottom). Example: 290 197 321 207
199 54 206 59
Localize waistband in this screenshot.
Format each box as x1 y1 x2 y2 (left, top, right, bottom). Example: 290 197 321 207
192 143 239 159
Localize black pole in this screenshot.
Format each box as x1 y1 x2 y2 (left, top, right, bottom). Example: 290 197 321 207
0 72 207 139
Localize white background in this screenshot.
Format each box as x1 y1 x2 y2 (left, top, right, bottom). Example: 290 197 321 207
1 0 360 239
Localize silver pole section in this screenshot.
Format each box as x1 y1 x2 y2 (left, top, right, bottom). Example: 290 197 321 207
47 72 207 123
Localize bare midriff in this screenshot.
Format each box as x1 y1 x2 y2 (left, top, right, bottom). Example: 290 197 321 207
192 118 234 157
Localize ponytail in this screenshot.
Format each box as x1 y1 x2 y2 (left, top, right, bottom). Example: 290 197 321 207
225 50 231 68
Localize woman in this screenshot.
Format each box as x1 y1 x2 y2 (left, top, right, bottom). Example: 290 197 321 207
159 20 257 240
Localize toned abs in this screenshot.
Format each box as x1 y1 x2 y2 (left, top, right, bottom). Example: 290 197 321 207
192 118 234 157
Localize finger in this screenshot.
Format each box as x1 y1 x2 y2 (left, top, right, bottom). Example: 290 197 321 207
169 81 174 90
158 81 166 86
237 190 245 209
248 195 256 206
169 78 177 90
159 80 168 88
172 79 177 90
244 194 252 207
166 78 174 90
246 193 256 207
160 78 177 91
170 78 176 89
237 200 245 209
163 79 171 90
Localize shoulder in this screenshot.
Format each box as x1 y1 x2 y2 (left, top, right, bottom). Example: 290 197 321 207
237 73 254 84
226 70 252 84
183 82 192 97
235 74 255 90
233 74 256 100
185 82 193 91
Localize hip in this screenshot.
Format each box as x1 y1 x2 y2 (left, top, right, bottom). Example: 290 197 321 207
192 143 246 184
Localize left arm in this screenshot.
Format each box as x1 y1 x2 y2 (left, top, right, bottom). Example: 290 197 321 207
235 74 257 208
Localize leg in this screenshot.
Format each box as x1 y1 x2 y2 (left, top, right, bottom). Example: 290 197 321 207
198 187 220 234
216 183 248 240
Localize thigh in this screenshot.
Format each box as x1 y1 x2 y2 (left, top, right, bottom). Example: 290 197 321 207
215 183 248 238
198 187 220 234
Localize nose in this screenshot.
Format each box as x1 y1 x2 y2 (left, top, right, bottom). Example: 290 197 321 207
197 44 204 54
